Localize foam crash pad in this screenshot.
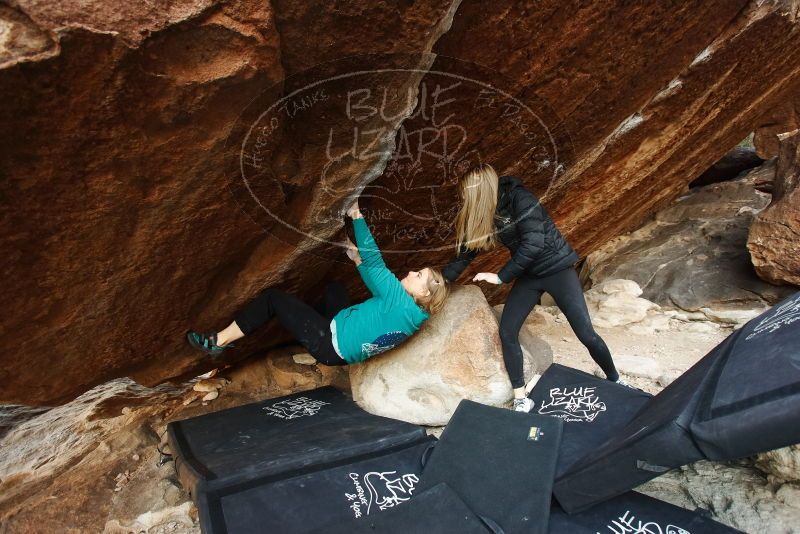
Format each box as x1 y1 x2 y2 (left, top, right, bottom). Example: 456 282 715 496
549 491 742 533
167 387 427 501
417 399 563 534
528 364 652 476
311 483 492 534
554 292 800 513
200 437 436 534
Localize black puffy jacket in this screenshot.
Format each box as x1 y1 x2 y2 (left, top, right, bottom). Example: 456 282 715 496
442 175 579 284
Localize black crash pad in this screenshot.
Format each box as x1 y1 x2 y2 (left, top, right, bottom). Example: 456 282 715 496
199 436 436 534
167 387 427 505
549 491 742 533
528 364 652 477
417 399 563 534
554 292 800 513
311 483 492 534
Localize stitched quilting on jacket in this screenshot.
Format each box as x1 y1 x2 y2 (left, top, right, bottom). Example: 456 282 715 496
442 175 579 283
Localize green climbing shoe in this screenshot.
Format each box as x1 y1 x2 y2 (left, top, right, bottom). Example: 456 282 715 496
186 330 230 358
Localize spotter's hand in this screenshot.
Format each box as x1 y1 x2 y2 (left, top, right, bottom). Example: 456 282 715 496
472 272 501 285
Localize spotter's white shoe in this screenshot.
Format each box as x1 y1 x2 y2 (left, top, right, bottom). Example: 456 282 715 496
615 377 636 389
512 397 534 413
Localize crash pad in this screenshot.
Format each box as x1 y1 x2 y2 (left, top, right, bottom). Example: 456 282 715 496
554 292 800 513
167 386 428 532
527 363 652 477
310 483 492 534
549 491 742 533
200 437 436 534
417 399 563 534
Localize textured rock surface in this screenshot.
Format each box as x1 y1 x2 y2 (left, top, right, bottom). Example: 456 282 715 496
385 0 800 303
638 460 800 534
3 0 800 404
0 0 462 405
581 169 795 312
755 444 800 484
349 285 542 426
690 145 763 188
754 80 800 159
583 279 660 328
748 129 800 286
0 348 348 532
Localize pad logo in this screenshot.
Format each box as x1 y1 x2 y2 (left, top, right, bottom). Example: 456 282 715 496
601 510 690 534
262 397 330 419
745 294 800 341
345 470 418 518
538 386 607 422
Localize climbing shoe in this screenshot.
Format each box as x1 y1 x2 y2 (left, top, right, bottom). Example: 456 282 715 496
186 331 229 358
512 397 534 413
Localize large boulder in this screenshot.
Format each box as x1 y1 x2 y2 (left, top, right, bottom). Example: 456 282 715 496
4 0 800 405
580 169 795 313
748 129 800 286
348 285 546 426
753 80 800 159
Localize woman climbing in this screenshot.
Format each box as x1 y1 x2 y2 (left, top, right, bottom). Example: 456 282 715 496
187 198 448 365
442 163 627 413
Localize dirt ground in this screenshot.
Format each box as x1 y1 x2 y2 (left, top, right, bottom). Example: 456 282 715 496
532 305 731 393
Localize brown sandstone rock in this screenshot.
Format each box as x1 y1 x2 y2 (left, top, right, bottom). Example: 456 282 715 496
753 80 800 159
0 345 347 532
748 129 800 286
0 0 461 405
3 0 800 405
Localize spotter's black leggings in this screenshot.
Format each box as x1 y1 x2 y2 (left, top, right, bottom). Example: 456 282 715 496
233 281 351 366
500 267 619 388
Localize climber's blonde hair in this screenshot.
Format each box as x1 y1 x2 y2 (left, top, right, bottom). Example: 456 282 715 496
418 267 449 315
454 163 499 253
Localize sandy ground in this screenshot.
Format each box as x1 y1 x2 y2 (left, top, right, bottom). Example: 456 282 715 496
532 305 731 394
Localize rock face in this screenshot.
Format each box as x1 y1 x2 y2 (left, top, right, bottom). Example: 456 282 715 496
689 145 763 188
755 444 800 484
638 460 800 534
581 169 795 312
0 347 348 532
754 81 800 159
583 279 660 328
349 286 544 426
3 0 800 405
748 129 800 286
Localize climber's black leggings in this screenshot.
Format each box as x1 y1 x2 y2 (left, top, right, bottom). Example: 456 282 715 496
232 281 351 366
500 267 619 388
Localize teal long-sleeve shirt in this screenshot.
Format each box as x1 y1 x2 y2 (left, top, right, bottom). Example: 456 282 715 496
332 217 430 363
